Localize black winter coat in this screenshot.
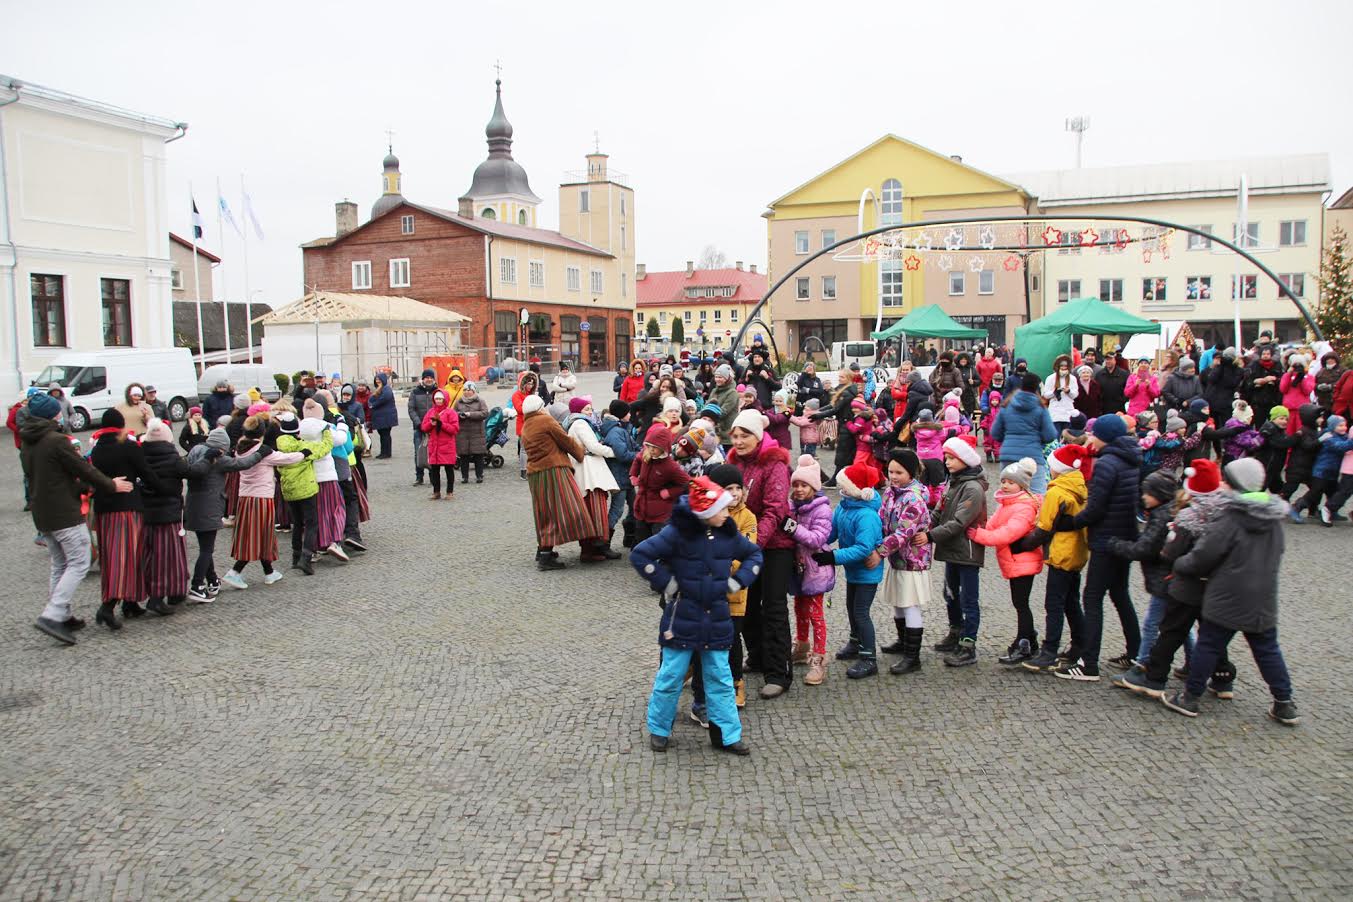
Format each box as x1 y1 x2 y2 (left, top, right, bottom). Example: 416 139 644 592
201 389 236 428
1108 502 1172 596
1093 366 1130 414
1175 492 1288 633
814 381 859 468
1255 420 1298 486
1283 405 1322 483
90 432 177 515
795 373 826 410
1242 361 1282 414
1071 435 1141 551
140 439 209 525
1201 361 1246 420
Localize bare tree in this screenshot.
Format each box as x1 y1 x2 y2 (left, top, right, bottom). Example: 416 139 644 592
697 245 727 270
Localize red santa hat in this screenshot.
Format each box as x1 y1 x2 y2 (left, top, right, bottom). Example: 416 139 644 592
1184 459 1221 495
1049 443 1090 476
837 461 879 501
942 434 982 468
688 475 733 520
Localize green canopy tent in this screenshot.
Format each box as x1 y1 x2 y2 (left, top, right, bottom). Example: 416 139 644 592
870 304 989 342
1014 297 1160 377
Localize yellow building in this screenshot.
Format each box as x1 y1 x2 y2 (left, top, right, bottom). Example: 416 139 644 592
634 261 769 358
764 135 1034 353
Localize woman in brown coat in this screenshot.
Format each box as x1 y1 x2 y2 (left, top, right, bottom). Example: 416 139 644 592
454 382 491 484
520 393 601 569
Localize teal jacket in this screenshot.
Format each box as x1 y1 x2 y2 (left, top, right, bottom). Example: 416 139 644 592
829 492 885 585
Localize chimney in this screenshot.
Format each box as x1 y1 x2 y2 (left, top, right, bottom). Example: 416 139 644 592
735 261 744 271
750 264 758 274
457 196 473 218
636 263 646 280
950 154 963 163
335 200 358 237
686 260 694 277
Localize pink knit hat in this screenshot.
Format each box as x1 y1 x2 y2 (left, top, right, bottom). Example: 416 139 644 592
790 453 822 491
247 402 271 416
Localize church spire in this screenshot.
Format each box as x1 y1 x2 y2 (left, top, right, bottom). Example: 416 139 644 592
464 76 540 205
485 79 514 153
371 137 405 220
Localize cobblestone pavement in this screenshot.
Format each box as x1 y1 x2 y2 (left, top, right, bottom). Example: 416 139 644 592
1 373 1349 899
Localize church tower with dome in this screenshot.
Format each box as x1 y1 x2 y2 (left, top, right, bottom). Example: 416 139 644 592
370 144 405 220
460 79 541 227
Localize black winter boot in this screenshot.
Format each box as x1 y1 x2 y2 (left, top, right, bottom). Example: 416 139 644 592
880 618 906 655
890 628 924 675
96 601 121 631
122 600 145 618
536 550 566 571
933 626 960 653
145 597 175 617
599 530 622 560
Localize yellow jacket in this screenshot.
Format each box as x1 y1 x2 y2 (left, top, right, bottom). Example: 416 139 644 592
1039 469 1089 572
727 502 757 617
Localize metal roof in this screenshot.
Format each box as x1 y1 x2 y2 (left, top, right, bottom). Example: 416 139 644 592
255 291 470 326
1007 154 1331 207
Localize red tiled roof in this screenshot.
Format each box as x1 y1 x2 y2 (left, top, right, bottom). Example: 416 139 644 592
635 267 768 306
169 232 221 262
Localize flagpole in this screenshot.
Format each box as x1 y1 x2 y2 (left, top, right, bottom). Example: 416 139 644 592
217 177 232 365
189 183 206 374
240 173 254 362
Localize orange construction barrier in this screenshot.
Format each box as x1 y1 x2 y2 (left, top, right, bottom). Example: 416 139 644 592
423 353 484 386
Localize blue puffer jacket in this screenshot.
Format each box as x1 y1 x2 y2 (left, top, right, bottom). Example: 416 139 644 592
599 415 639 485
1312 429 1353 480
1071 435 1142 551
631 496 763 650
990 390 1056 462
368 372 398 430
829 492 885 584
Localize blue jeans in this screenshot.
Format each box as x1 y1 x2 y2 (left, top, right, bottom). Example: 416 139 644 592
1137 593 1192 665
607 485 633 532
647 647 740 743
943 563 981 641
1186 621 1292 701
845 582 878 657
1030 458 1049 494
803 442 818 457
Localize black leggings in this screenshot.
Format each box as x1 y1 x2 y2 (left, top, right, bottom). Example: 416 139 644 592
459 454 485 481
233 559 274 575
377 427 392 458
428 464 455 493
1009 573 1037 642
193 530 218 586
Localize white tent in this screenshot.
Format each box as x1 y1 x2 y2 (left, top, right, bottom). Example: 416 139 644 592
1121 321 1189 361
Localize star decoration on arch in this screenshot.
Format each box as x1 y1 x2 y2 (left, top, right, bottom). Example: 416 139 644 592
937 253 955 271
967 255 985 273
943 228 966 251
978 225 997 250
1041 225 1063 246
912 230 933 252
1113 228 1130 251
1002 254 1022 272
1079 227 1100 248
904 254 922 271
1141 248 1153 264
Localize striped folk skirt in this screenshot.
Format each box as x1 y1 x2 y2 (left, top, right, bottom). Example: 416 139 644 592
224 469 241 517
315 480 346 548
96 510 144 602
232 495 278 563
527 466 598 548
274 473 291 527
142 521 189 599
581 489 609 540
353 468 371 522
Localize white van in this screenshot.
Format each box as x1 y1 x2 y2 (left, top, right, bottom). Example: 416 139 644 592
829 341 878 371
197 364 282 402
32 348 199 431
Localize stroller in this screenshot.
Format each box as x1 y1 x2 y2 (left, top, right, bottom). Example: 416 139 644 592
484 404 514 469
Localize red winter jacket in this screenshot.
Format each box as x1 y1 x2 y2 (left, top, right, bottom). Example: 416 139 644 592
420 394 460 465
629 452 689 524
728 433 793 550
1332 370 1353 421
976 356 1003 393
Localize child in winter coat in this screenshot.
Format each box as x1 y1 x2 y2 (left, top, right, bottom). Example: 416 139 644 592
874 449 932 675
628 423 691 544
632 476 762 755
1221 399 1262 464
783 454 834 686
179 406 210 452
1107 470 1180 671
912 409 958 508
967 458 1044 665
845 398 878 467
791 398 821 457
1018 444 1091 673
420 389 461 499
766 390 794 452
1278 404 1322 516
812 461 885 679
275 412 335 575
224 416 305 589
708 464 757 708
921 436 988 667
1255 405 1297 494
1297 414 1353 524
979 392 1002 463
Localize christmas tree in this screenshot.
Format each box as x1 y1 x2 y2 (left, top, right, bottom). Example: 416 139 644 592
670 317 685 347
1318 223 1353 358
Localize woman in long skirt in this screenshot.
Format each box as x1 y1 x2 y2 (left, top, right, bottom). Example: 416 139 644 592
564 396 620 561
142 520 188 608
519 395 596 570
299 414 351 562
223 423 304 589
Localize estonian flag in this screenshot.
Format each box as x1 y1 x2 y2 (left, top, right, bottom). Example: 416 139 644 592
191 199 205 240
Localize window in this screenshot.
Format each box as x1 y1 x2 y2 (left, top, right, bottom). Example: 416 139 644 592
796 319 849 353
352 261 372 290
170 268 183 290
794 231 809 254
1279 220 1307 246
620 194 626 215
579 189 589 213
518 209 527 225
1232 274 1258 299
822 275 837 300
699 309 707 322
881 261 902 306
1031 275 1040 292
1186 276 1212 300
1057 231 1081 256
881 178 903 226
560 315 581 363
566 266 581 291
1142 277 1166 301
1186 225 1212 250
621 224 626 250
978 270 995 295
636 311 645 324
822 229 836 249
100 278 132 347
659 311 668 325
1278 273 1305 297
730 309 739 322
590 269 604 294
480 207 496 220
1233 222 1259 248
713 309 722 322
621 272 627 297
796 277 810 300
528 260 544 289
400 215 415 234
1056 279 1081 303
1099 278 1123 303
948 272 965 296
389 258 410 288
500 257 517 284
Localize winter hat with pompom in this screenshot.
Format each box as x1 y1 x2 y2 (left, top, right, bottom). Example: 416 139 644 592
1049 443 1089 476
837 461 879 501
942 434 982 468
143 418 173 443
791 453 823 492
688 475 733 521
1231 399 1253 425
1184 459 1221 495
1000 457 1038 491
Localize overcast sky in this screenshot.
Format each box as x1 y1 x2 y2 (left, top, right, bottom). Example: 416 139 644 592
3 0 1349 307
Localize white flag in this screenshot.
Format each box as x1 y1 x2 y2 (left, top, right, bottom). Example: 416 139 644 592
218 192 242 238
242 189 265 241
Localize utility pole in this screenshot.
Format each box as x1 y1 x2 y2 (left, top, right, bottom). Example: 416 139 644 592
1065 116 1090 169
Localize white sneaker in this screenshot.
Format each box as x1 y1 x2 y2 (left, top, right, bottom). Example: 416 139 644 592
263 571 284 585
327 542 350 562
221 571 248 590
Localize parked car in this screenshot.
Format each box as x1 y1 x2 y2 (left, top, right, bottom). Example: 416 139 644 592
197 363 283 402
32 347 199 430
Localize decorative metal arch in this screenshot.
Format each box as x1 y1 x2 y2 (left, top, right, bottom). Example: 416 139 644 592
733 214 1323 354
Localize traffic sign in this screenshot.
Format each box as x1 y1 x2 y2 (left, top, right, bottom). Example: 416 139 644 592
695 327 704 337
579 321 591 332
725 329 732 337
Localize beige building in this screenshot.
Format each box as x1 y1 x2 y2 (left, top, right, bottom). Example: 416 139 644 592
1012 155 1330 348
169 233 218 301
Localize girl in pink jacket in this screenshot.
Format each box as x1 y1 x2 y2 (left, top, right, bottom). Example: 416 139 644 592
1124 361 1161 416
967 457 1044 665
1279 360 1316 434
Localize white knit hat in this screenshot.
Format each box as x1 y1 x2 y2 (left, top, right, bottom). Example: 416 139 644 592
522 395 545 415
662 397 683 415
731 408 767 440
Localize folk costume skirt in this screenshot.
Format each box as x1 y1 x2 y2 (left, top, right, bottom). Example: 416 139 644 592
273 473 291 528
232 496 278 562
142 521 188 599
96 510 144 602
315 480 346 548
353 467 371 522
224 470 241 517
527 466 596 548
581 488 609 540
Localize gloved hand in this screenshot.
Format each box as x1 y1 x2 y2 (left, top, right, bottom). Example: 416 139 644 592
300 448 313 458
1052 511 1078 533
259 443 276 457
781 517 798 534
727 576 740 594
206 447 224 461
1319 431 1333 442
811 550 835 566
